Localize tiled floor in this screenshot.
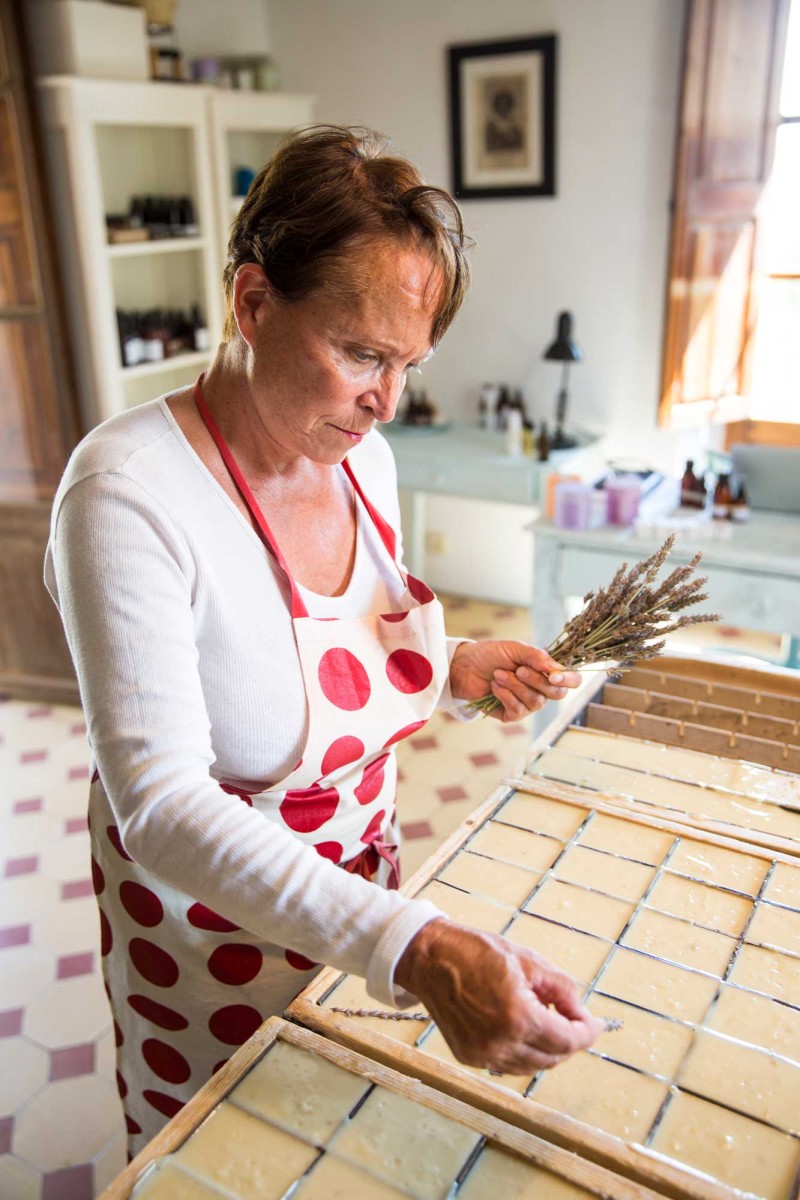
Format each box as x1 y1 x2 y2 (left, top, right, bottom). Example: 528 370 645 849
0 592 786 1198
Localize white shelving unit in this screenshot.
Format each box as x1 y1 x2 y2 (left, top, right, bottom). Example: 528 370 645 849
37 77 314 428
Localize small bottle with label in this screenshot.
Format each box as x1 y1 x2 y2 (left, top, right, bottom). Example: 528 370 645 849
680 460 699 507
712 473 732 519
191 304 211 352
537 421 551 462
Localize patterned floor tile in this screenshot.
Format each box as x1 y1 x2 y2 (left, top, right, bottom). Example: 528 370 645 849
42 1163 93 1200
25 976 110 1051
49 1044 95 1083
0 1038 48 1114
0 1153 40 1200
13 1075 123 1171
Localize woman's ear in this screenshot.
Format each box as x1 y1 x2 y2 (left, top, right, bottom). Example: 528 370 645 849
232 264 272 348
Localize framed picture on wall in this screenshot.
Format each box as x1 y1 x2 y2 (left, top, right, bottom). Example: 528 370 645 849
448 34 556 199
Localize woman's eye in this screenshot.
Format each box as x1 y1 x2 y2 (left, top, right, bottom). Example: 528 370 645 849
353 350 377 364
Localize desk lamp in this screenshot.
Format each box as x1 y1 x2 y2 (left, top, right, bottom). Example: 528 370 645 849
544 311 582 449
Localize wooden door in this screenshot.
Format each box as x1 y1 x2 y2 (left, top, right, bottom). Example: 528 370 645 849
0 0 80 700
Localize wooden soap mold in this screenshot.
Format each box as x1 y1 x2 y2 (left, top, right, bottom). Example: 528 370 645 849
289 785 800 1200
527 725 800 858
622 666 800 725
97 1016 661 1200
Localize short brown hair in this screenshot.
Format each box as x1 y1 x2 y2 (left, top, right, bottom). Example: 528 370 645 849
222 125 472 343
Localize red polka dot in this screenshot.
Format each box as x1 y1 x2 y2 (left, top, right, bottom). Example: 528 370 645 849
120 881 163 928
129 938 179 988
127 994 189 1032
207 944 263 985
285 949 319 971
320 735 365 777
318 648 371 710
187 902 241 933
209 1004 263 1045
125 1115 142 1136
91 856 105 895
113 1020 124 1048
144 1090 185 1119
314 841 343 863
361 809 386 844
212 1059 229 1074
143 1038 191 1085
386 649 433 693
116 1070 128 1099
220 782 255 807
354 753 389 805
407 574 436 603
99 908 113 956
106 825 133 862
380 611 408 623
279 783 339 833
383 719 427 748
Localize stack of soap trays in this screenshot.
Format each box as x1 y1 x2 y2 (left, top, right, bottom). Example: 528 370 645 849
119 1019 661 1200
289 658 800 1200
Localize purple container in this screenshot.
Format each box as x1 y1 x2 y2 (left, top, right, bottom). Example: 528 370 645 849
553 482 593 530
606 475 642 526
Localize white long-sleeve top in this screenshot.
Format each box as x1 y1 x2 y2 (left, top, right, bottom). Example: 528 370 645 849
44 396 461 1006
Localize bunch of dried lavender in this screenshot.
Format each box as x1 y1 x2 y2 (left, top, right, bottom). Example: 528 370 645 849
469 534 721 716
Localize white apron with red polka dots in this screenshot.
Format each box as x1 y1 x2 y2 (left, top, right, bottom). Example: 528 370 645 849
89 377 449 1155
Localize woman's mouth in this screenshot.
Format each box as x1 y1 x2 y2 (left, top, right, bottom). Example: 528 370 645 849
331 424 368 442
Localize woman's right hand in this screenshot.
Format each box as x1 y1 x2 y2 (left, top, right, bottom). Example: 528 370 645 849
394 918 603 1074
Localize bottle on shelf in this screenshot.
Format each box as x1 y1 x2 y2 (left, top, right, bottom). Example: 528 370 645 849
730 481 750 522
537 421 551 462
191 304 211 352
495 385 510 432
522 417 535 457
712 472 732 520
505 407 523 457
478 388 489 430
680 459 699 507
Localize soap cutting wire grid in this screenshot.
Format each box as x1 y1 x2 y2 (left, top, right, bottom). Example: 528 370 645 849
318 791 800 1196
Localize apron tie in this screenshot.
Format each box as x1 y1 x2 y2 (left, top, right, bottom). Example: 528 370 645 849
343 834 400 891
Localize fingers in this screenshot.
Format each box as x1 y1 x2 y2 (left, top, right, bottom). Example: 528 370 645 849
490 676 544 722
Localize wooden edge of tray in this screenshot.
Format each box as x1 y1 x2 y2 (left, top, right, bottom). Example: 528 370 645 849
285 998 733 1200
506 774 800 864
98 1014 670 1200
585 702 800 775
649 655 800 698
620 667 800 720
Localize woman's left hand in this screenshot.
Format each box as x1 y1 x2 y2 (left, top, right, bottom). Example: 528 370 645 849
449 640 581 723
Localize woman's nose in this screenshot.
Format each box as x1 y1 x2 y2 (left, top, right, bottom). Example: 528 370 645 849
363 370 405 423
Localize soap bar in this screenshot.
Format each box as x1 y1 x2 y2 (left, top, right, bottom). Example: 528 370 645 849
677 1031 800 1134
666 838 769 896
577 812 673 866
498 793 587 841
174 1102 318 1200
458 1145 595 1200
292 1155 409 1199
647 872 751 936
530 1051 668 1141
331 1087 480 1200
524 877 633 941
320 974 428 1046
553 844 656 902
437 851 539 909
467 821 563 872
746 900 800 956
418 1025 531 1095
728 943 800 1003
585 994 694 1079
231 1040 368 1143
707 983 800 1061
416 880 512 933
650 1092 800 1200
132 1162 228 1198
621 908 735 977
763 862 800 909
506 913 610 986
598 946 719 1023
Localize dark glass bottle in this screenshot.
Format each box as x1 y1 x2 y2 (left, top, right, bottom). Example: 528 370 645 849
537 421 550 462
712 472 732 519
680 460 699 507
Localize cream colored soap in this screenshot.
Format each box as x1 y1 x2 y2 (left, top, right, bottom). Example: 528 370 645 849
678 1031 800 1134
231 1040 368 1143
524 877 633 941
498 793 588 841
417 881 512 934
746 901 800 956
331 1087 480 1200
553 844 656 902
729 943 800 1003
646 873 751 936
437 851 539 909
458 1145 595 1200
531 1051 668 1141
707 984 800 1062
622 908 735 977
650 1091 800 1200
598 947 719 1023
506 913 610 985
586 994 695 1079
174 1102 318 1200
468 821 563 872
132 1162 227 1199
321 975 428 1046
577 812 674 866
667 838 769 896
418 1026 531 1095
763 862 800 910
291 1155 409 1199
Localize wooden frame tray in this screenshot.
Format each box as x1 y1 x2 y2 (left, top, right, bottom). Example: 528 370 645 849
289 785 800 1200
99 1016 662 1200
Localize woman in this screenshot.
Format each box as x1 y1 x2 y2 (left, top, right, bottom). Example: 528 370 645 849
46 126 601 1153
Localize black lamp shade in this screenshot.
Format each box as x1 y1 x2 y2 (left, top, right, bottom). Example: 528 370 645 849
543 311 583 362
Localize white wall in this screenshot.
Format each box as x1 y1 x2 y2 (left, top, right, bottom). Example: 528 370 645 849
267 0 713 604
173 0 272 61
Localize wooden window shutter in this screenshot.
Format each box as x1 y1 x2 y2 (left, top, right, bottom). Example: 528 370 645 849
659 0 790 429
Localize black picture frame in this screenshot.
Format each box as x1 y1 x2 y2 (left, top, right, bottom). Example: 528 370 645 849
448 34 556 200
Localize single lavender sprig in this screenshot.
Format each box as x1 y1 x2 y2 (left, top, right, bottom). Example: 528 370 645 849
468 536 720 716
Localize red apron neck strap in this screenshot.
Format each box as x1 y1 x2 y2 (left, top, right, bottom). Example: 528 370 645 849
193 374 309 619
341 457 398 563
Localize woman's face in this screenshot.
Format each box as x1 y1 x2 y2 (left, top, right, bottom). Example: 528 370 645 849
243 237 441 465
